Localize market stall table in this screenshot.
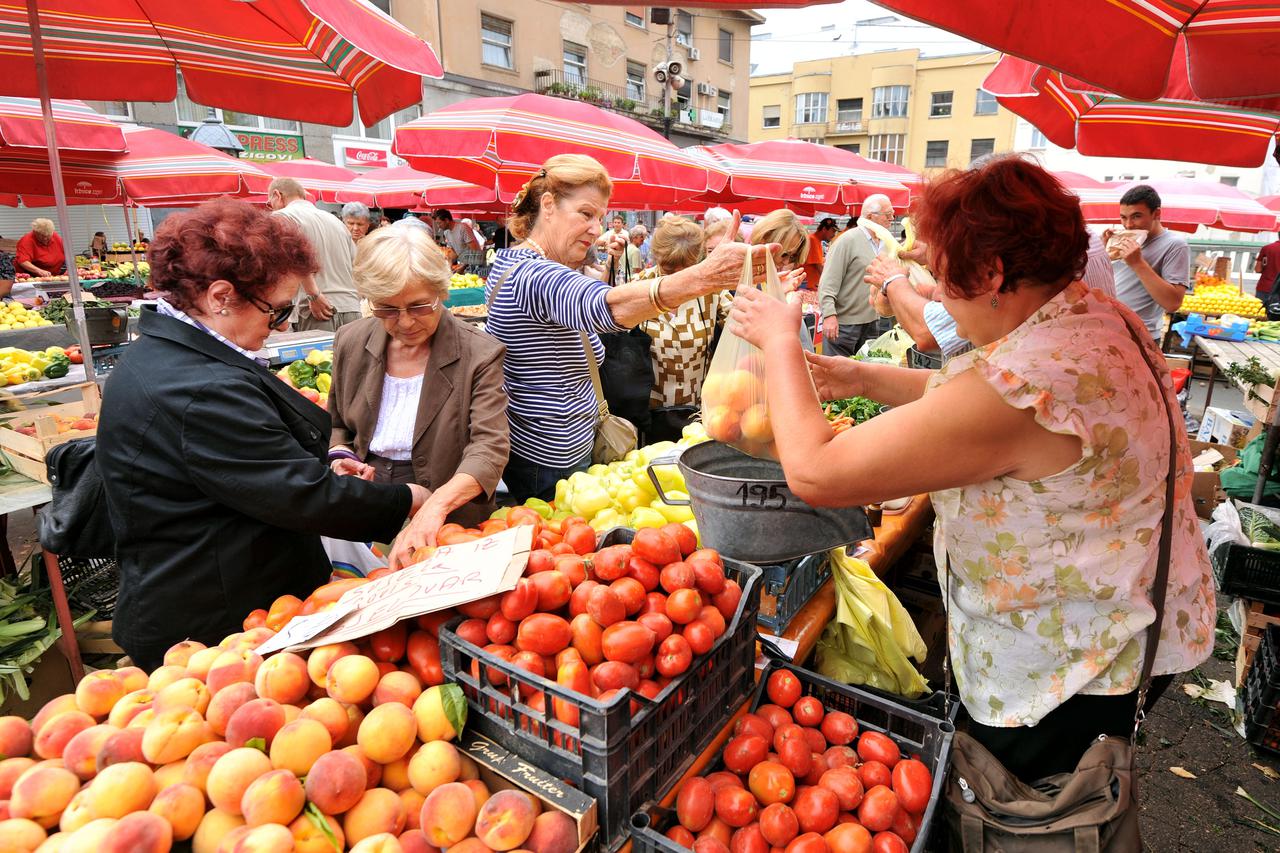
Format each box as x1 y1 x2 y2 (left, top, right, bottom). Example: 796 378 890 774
1193 337 1280 502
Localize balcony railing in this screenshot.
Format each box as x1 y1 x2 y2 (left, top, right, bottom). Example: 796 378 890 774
533 69 733 138
829 118 864 134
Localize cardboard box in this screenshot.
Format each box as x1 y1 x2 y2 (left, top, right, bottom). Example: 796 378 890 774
1197 407 1256 449
0 643 76 718
1190 440 1241 519
463 733 598 853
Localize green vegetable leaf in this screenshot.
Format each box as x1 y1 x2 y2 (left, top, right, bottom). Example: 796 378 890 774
245 737 266 753
305 802 342 852
439 683 469 736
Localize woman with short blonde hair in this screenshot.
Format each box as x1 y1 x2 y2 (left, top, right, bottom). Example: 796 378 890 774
329 226 511 558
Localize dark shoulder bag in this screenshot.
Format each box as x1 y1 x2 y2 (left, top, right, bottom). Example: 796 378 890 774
943 318 1179 852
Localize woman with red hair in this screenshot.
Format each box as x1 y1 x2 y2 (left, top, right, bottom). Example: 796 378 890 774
97 198 429 670
729 155 1215 781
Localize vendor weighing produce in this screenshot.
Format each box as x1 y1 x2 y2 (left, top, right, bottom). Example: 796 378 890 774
97 199 431 671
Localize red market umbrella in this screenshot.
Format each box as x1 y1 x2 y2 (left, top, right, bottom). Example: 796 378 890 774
1110 178 1280 234
690 140 914 211
262 158 359 204
985 56 1280 168
0 97 125 154
1052 171 1120 222
392 94 724 208
868 1 1280 102
333 166 502 212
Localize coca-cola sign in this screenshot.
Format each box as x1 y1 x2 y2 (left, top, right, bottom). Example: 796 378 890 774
344 146 389 168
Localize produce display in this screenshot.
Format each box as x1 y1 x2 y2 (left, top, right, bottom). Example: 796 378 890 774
40 297 114 324
822 398 884 435
659 667 934 853
1180 278 1266 318
276 350 333 410
0 303 56 330
701 356 774 458
1248 320 1280 341
0 346 77 386
449 273 485 290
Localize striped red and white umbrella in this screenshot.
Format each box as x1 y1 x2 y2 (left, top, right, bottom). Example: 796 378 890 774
869 2 1280 102
393 94 724 208
690 140 915 212
262 158 359 204
1051 171 1120 222
1110 179 1280 234
0 97 125 154
1 0 442 127
333 166 502 212
985 55 1280 168
1261 196 1280 226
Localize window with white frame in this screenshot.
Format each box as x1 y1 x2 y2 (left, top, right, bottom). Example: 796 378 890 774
175 76 298 131
762 104 781 128
717 92 732 123
794 92 828 124
1029 127 1048 148
869 133 905 165
85 101 132 120
625 8 645 28
719 28 733 64
342 103 420 141
676 11 693 47
626 61 646 102
975 90 998 115
481 15 513 70
563 41 587 85
871 85 908 118
969 137 996 161
929 91 953 118
925 140 949 167
836 98 862 124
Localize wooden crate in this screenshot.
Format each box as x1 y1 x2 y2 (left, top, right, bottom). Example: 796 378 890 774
76 620 123 656
1237 599 1280 687
0 382 99 483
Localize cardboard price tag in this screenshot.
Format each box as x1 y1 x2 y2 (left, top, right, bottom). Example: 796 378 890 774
256 525 532 655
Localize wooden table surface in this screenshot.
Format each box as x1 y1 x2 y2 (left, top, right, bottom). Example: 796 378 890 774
1195 337 1280 425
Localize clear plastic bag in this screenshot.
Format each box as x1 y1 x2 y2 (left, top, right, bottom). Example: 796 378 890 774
701 250 801 459
859 216 937 293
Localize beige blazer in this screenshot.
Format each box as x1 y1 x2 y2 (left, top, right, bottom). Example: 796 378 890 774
329 312 510 528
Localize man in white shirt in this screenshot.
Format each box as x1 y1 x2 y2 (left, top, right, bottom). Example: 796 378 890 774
432 209 480 263
267 178 361 331
818 194 893 356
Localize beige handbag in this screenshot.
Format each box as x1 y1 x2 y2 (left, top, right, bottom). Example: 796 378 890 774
942 318 1178 852
580 331 638 464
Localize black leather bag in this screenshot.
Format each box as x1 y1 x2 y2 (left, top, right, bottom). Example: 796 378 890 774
599 326 655 439
36 438 116 559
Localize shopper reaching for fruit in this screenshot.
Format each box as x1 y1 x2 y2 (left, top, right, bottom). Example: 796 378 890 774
728 155 1215 783
97 199 431 671
486 153 780 502
327 225 510 564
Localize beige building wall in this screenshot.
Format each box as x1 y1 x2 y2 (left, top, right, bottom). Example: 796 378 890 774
748 50 1018 174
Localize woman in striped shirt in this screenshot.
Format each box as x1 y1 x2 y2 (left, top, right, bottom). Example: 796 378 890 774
487 154 774 502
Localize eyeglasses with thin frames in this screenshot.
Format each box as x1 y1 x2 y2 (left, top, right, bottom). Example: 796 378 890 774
370 301 440 321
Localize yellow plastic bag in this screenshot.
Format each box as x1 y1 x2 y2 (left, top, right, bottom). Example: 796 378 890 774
859 216 936 293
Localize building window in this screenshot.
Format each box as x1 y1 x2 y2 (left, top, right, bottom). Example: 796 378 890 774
871 85 909 118
343 103 419 141
563 41 587 85
717 91 732 124
762 104 781 129
626 61 646 102
794 92 828 124
676 11 693 47
369 0 391 12
625 8 645 29
799 136 826 145
929 91 953 118
969 137 996 162
718 28 733 64
836 98 863 124
924 140 949 167
175 75 298 131
1029 127 1048 149
975 90 998 115
86 101 132 120
1221 175 1240 187
837 143 861 154
868 133 905 165
481 15 513 70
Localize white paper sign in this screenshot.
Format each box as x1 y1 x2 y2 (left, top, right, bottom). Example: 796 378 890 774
254 601 356 656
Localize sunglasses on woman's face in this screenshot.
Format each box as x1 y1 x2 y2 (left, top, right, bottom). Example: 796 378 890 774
243 292 295 329
370 301 440 321
780 244 804 263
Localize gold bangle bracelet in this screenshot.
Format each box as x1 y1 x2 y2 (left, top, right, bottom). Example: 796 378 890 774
653 276 676 313
649 278 666 314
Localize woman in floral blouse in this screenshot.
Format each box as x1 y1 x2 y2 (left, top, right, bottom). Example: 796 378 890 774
729 155 1215 782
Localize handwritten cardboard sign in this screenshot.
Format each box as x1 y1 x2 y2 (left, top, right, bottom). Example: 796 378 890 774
256 525 532 655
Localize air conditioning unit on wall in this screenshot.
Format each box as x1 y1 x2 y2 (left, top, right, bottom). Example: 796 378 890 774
688 47 701 61
697 82 718 97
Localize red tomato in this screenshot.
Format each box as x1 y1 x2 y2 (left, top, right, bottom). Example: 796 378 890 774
500 578 539 621
857 761 891 791
550 543 575 556
570 613 605 665
712 580 744 621
890 759 932 816
774 723 806 752
695 838 731 853
820 712 858 747
782 832 827 853
871 832 908 853
553 555 588 587
778 737 813 779
823 823 873 853
801 752 827 787
601 621 657 664
668 826 697 848
748 761 796 806
478 643 516 686
638 612 674 643
856 733 900 769
684 619 717 656
510 650 546 679
667 588 705 624
485 612 517 645
700 817 735 848
456 617 489 647
641 591 669 615
691 557 727 596
800 727 827 754
633 527 682 566
792 697 825 728
656 634 694 677
818 768 864 812
507 507 543 527
417 610 452 635
723 734 771 774
515 613 573 656
824 745 857 769
458 594 501 619
793 785 839 835
627 555 662 591
610 577 648 615
591 660 640 692
678 777 716 832
698 605 727 638
766 670 803 708
706 771 744 793
757 704 794 731
731 823 770 853
593 544 632 581
242 608 268 630
856 786 899 834
587 586 627 627
889 809 919 846
715 786 759 828
758 803 800 848
406 631 443 686
562 523 596 556
553 659 591 725
569 579 599 618
734 712 775 744
661 561 697 593
662 522 699 557
368 623 406 662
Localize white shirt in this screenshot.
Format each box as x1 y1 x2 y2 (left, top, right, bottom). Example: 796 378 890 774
368 372 424 461
273 199 360 317
440 222 476 257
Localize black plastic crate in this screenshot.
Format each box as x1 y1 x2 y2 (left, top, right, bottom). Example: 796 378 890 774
1244 624 1280 754
756 552 831 634
630 658 954 853
89 343 129 377
1212 542 1280 606
439 528 763 853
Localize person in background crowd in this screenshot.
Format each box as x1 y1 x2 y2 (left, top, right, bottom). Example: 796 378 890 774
88 232 108 261
329 226 509 561
751 210 808 275
626 225 648 278
97 199 429 670
729 156 1214 783
16 218 66 277
485 154 773 502
0 241 16 298
1105 184 1190 340
1255 235 1280 302
461 218 486 252
342 202 372 243
136 230 150 246
819 195 893 356
802 218 838 291
608 213 628 241
433 209 481 264
267 177 359 331
703 217 735 254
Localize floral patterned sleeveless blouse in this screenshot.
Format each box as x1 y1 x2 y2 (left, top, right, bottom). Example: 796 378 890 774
928 281 1216 727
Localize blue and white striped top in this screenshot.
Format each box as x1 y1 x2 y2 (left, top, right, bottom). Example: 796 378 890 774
485 249 626 467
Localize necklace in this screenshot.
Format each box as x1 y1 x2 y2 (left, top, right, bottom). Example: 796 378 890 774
524 237 548 258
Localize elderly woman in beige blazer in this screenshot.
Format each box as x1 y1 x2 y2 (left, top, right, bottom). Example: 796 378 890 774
329 226 509 564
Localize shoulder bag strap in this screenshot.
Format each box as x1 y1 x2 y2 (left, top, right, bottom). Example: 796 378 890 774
580 331 610 418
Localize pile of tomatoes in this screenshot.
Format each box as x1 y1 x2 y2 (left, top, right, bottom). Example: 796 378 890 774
451 523 745 727
666 668 934 853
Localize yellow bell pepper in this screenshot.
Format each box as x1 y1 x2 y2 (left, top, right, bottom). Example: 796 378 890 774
629 507 667 529
652 496 695 524
28 356 51 374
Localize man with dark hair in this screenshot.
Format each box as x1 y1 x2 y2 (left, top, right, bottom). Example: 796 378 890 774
432 209 480 261
802 218 839 291
1105 184 1190 339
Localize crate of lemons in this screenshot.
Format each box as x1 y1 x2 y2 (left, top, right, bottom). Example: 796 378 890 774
1181 275 1267 319
0 346 75 387
0 303 56 331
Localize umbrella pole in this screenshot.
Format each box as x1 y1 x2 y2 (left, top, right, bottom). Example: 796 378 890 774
26 0 95 374
121 203 143 287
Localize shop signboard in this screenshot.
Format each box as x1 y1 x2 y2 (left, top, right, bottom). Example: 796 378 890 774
343 145 391 168
178 126 305 162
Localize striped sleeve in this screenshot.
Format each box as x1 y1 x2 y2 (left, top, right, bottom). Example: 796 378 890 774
922 300 972 360
1084 234 1117 298
509 257 627 334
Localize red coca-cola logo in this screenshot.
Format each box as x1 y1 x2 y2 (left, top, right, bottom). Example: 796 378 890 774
345 147 388 167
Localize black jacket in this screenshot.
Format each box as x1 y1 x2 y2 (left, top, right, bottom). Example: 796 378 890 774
97 308 412 666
